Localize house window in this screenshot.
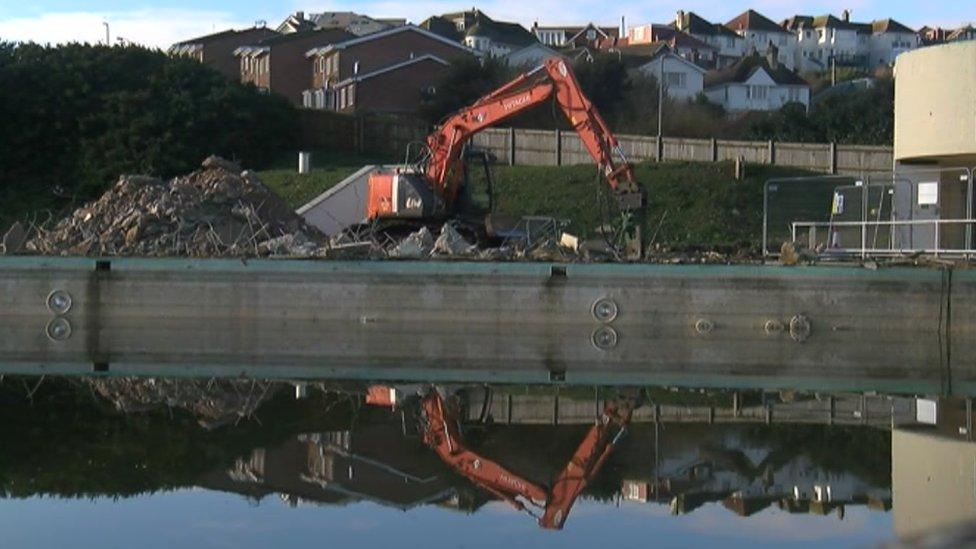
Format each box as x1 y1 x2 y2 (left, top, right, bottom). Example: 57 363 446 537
747 85 768 100
787 88 802 102
340 87 347 109
585 29 596 40
726 37 735 48
664 71 686 89
348 84 355 107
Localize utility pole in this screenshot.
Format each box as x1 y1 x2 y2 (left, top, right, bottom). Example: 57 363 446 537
103 21 110 46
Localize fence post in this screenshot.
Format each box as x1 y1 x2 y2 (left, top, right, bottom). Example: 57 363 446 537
555 129 562 166
656 136 664 162
509 127 517 166
768 140 775 165
711 138 718 163
829 142 837 174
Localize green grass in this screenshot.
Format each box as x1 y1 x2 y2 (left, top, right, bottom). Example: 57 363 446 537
258 150 395 208
485 161 814 251
258 156 815 252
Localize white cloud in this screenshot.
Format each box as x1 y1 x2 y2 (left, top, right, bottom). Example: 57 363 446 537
0 9 257 49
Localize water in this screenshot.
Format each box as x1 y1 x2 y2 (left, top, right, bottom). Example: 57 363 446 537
1 377 971 548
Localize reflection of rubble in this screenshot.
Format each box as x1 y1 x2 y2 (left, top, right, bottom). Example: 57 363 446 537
26 157 329 258
87 377 281 429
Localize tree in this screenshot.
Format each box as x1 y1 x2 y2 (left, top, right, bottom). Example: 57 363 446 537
0 43 299 229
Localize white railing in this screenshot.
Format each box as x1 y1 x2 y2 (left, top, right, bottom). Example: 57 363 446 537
790 218 976 258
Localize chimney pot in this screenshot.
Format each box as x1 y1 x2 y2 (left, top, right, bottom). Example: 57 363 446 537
842 9 850 22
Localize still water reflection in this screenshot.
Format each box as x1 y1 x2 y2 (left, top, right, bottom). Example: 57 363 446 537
0 377 973 548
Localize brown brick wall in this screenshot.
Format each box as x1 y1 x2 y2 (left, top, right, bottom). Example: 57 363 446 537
312 30 471 88
200 28 277 80
337 58 449 114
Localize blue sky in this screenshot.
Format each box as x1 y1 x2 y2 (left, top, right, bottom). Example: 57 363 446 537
0 1 973 48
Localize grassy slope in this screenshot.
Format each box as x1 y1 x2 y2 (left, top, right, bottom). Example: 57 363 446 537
491 161 813 250
258 151 394 208
259 157 812 252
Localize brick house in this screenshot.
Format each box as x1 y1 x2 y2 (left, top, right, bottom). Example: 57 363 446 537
303 25 475 112
234 29 354 105
324 55 452 114
168 26 279 80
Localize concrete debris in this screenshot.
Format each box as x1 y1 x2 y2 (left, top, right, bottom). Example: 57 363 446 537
559 232 580 252
1 221 27 255
432 223 476 256
86 377 281 430
27 157 329 258
391 226 434 258
779 242 799 266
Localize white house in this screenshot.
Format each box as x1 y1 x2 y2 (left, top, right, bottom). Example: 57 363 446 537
725 10 797 70
783 12 920 71
531 22 619 48
704 50 811 112
784 13 863 72
630 45 706 101
626 24 717 68
866 19 920 66
504 43 565 67
674 10 745 68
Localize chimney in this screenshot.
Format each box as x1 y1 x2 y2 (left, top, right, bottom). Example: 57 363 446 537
621 15 626 38
295 11 305 21
842 9 850 22
766 43 779 69
676 10 686 30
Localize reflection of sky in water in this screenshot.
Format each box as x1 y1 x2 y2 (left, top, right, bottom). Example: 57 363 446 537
0 490 892 549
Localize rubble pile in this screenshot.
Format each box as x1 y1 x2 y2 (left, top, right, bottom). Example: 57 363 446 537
86 377 281 429
26 156 328 258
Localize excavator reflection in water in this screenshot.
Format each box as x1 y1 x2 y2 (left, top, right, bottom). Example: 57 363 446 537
366 385 639 530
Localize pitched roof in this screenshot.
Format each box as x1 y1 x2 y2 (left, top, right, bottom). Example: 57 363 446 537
650 25 717 51
467 19 537 47
305 25 478 57
810 14 862 31
419 16 462 41
704 53 808 87
871 18 915 34
256 28 354 47
781 15 814 31
726 10 790 34
233 28 354 56
334 54 449 87
420 10 537 47
615 43 707 73
676 11 740 38
172 27 277 48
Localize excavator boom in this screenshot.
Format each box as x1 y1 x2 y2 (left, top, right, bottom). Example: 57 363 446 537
417 388 634 530
366 57 644 220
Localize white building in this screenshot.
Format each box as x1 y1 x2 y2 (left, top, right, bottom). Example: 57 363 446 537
531 22 619 48
725 10 797 70
629 45 706 101
626 24 717 68
866 19 920 67
783 12 920 71
704 50 811 112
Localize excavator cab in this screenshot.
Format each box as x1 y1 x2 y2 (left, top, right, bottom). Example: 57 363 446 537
366 169 441 220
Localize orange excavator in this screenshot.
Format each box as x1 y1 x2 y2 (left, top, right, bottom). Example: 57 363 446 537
366 385 636 530
365 57 644 224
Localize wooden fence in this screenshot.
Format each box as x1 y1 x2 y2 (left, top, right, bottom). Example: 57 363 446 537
300 111 893 175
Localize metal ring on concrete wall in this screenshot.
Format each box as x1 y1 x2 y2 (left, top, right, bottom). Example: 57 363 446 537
45 317 72 341
46 290 73 315
591 326 619 350
591 298 619 323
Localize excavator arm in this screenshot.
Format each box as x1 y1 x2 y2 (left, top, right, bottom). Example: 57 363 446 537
417 388 634 530
425 57 643 210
